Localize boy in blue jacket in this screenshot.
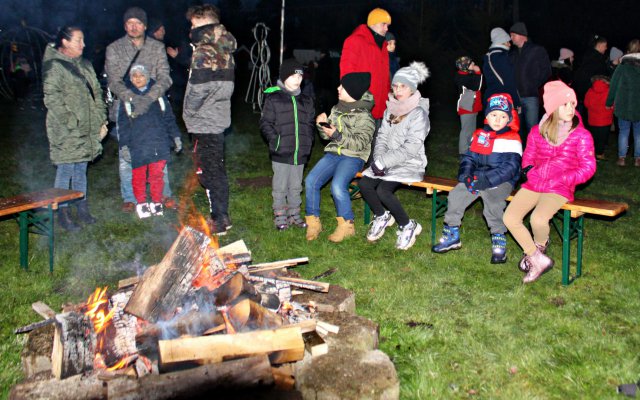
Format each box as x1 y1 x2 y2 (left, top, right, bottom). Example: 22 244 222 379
118 65 182 219
260 59 315 230
432 93 522 263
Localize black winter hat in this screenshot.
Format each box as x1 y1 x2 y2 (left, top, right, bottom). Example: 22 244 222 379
279 59 304 82
147 18 163 36
123 7 148 26
341 72 371 100
510 22 528 36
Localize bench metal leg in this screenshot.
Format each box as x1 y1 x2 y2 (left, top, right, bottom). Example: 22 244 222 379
430 190 449 246
19 212 29 271
575 216 584 278
562 210 571 286
17 206 55 272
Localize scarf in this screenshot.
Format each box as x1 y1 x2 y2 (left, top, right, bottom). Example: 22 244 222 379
385 91 421 123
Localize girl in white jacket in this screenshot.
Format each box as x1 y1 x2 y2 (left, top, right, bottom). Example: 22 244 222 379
359 62 430 250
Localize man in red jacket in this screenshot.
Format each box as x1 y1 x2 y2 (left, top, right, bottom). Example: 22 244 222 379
340 8 391 121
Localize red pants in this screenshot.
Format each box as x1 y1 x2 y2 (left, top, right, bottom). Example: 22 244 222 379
132 160 166 203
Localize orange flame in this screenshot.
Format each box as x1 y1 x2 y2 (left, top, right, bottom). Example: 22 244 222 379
84 287 115 335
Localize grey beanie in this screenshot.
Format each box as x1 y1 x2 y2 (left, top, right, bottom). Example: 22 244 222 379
491 28 510 47
610 47 624 62
123 7 147 26
392 61 430 92
129 64 149 80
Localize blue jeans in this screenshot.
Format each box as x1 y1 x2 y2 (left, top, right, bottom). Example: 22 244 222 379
617 119 640 158
119 149 172 204
520 96 540 146
305 153 364 221
54 162 87 207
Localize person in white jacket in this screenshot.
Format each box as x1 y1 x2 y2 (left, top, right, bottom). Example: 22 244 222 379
359 61 430 250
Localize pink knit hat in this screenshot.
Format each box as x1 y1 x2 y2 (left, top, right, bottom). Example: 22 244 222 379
543 81 577 115
559 48 574 61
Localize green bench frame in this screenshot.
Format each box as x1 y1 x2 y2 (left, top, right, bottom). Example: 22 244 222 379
0 189 84 272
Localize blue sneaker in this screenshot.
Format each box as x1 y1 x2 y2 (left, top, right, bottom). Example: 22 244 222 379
431 225 461 253
490 233 507 264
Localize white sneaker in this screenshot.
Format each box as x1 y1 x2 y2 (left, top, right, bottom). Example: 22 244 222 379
151 202 164 216
395 220 422 250
136 203 152 219
366 211 395 242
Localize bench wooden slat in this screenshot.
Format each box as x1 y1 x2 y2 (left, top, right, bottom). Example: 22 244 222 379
0 189 84 217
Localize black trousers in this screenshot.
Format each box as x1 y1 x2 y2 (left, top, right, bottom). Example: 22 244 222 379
193 133 229 221
590 125 610 155
358 176 410 227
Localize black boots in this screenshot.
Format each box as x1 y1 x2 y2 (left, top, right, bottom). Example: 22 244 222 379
76 200 97 225
57 207 80 232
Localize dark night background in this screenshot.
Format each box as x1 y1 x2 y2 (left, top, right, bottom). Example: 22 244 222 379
1 0 639 102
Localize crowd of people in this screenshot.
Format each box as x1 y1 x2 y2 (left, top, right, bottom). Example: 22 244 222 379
40 6 639 284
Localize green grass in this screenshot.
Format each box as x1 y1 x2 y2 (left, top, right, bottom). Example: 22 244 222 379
1 98 638 399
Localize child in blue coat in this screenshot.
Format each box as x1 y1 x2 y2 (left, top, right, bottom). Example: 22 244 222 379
118 65 182 219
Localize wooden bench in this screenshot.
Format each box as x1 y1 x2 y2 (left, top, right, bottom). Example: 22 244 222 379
352 173 628 285
0 189 84 272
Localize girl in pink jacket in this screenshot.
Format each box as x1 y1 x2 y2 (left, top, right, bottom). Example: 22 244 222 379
504 81 596 284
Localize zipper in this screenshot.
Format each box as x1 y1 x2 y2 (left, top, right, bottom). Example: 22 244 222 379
292 96 299 165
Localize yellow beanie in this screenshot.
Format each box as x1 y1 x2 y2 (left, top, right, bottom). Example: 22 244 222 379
367 8 391 26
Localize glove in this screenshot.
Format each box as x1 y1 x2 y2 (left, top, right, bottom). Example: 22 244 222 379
174 137 183 153
474 174 491 191
131 93 154 117
99 123 108 140
520 165 533 183
464 175 478 195
120 146 131 163
371 160 386 177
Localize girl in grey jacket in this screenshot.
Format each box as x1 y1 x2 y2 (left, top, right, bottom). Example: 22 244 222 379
359 62 430 250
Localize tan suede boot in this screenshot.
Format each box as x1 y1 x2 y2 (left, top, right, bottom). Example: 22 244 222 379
327 217 355 243
305 216 322 241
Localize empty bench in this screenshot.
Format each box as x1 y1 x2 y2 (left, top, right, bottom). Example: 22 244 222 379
0 188 84 272
352 173 628 285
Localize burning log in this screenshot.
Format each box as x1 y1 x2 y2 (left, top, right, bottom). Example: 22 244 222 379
125 227 212 322
157 326 304 368
51 312 97 379
10 355 274 400
248 274 330 293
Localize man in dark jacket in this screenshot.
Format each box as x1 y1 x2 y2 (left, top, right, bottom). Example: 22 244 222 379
509 22 551 147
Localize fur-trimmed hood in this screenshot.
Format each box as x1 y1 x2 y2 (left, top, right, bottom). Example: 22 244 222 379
620 53 640 67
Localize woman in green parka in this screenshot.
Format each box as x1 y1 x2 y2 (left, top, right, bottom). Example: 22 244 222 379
42 26 108 231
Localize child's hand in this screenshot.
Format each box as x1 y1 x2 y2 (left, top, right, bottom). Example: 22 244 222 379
464 175 478 195
371 160 386 176
316 113 328 124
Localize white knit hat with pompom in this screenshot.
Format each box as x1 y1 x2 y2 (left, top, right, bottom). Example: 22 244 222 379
392 61 430 92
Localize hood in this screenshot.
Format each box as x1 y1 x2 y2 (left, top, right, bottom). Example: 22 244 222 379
620 53 640 68
417 97 430 114
591 79 609 93
351 90 375 111
190 23 218 44
43 42 77 63
350 24 376 43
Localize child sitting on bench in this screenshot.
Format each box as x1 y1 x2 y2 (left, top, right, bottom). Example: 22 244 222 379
503 81 596 283
432 93 522 263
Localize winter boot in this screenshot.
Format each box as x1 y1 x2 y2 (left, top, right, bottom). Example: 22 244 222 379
327 217 355 243
518 254 531 272
136 203 153 219
432 224 461 253
522 249 555 284
366 211 395 242
535 239 550 254
287 208 307 228
274 209 288 231
57 207 81 232
76 200 96 225
305 216 322 241
396 220 422 250
490 233 507 264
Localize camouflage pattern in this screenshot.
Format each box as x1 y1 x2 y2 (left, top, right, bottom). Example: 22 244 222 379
190 23 236 73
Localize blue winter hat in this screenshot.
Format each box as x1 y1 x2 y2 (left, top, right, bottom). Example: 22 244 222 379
485 93 514 121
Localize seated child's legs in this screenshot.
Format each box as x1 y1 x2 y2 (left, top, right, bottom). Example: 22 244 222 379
529 193 567 246
443 183 479 227
305 154 339 217
478 182 512 234
358 176 386 216
132 165 149 204
330 156 364 220
503 188 541 255
147 160 167 203
376 180 408 226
